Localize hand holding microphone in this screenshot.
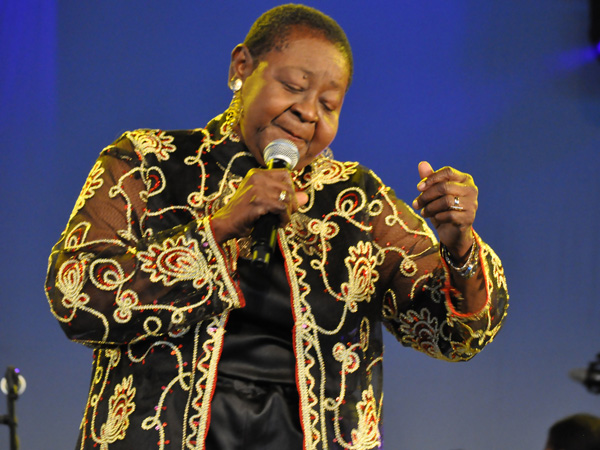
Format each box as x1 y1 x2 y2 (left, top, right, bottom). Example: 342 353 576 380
210 139 306 267
250 139 300 268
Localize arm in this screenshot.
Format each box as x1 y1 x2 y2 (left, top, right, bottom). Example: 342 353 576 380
45 136 243 347
412 161 488 315
374 177 508 361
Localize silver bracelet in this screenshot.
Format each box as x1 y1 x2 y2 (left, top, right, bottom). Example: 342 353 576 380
440 240 479 279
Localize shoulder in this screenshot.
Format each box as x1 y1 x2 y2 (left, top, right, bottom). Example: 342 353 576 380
303 153 388 195
101 128 206 163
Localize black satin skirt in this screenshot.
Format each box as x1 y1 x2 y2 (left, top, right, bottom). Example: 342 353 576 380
205 376 303 450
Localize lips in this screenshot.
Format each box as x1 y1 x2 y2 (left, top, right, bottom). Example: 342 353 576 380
275 123 309 147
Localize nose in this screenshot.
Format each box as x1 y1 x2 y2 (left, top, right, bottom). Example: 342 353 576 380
291 93 319 124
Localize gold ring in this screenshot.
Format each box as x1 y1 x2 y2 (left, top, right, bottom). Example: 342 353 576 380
279 190 287 202
449 196 464 211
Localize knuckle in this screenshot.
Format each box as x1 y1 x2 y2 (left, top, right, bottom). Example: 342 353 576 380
246 169 264 184
440 166 454 178
436 183 450 195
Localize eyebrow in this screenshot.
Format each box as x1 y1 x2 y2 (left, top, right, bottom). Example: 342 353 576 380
286 66 345 90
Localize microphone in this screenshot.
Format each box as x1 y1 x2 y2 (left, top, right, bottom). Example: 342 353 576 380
569 353 600 394
250 139 299 269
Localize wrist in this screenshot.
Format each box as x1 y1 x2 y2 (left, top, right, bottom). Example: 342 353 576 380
208 215 229 245
440 239 479 279
443 228 475 264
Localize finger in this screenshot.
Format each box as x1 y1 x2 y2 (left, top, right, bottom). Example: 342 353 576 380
417 161 434 190
272 189 308 229
420 194 473 218
211 168 296 241
295 191 309 207
433 209 475 223
276 188 298 227
259 169 294 189
267 182 301 226
418 166 469 192
232 171 286 218
413 181 470 211
248 169 292 202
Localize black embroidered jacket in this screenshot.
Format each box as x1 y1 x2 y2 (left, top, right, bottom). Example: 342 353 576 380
45 114 509 450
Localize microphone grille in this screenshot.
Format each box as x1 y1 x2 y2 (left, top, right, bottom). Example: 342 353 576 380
263 139 300 169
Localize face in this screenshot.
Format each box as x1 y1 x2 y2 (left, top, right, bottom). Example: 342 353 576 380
231 30 350 170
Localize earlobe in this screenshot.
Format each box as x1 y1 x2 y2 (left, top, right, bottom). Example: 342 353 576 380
229 44 255 83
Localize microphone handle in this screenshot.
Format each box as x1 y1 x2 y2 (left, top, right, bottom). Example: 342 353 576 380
250 158 291 269
250 212 280 269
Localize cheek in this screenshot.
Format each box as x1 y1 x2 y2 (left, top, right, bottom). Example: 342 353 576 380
298 120 339 168
240 92 283 138
316 114 339 146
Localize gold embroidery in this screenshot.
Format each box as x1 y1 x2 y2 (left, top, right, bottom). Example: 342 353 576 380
55 254 90 316
350 386 382 449
70 161 104 220
114 290 140 323
187 316 228 450
398 308 443 358
127 130 176 161
99 375 136 449
137 235 209 288
46 123 507 450
341 241 379 311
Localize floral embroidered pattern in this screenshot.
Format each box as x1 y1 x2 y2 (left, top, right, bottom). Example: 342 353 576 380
99 375 136 449
45 119 508 450
114 290 140 323
90 259 127 291
333 342 360 374
341 241 379 309
64 222 91 249
287 215 338 258
137 235 208 288
127 130 176 161
303 157 358 191
56 254 90 312
486 245 507 293
351 386 382 449
71 161 104 219
397 308 442 357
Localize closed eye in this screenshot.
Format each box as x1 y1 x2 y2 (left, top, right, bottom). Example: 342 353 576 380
283 82 304 93
321 100 337 112
321 101 334 112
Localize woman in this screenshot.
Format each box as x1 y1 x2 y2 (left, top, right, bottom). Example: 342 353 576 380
45 4 508 450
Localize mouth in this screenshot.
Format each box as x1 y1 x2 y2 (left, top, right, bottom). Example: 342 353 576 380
275 124 308 147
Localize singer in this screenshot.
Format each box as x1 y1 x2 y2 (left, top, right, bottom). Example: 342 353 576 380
45 4 508 450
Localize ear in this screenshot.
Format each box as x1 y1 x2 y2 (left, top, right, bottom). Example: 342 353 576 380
228 44 255 84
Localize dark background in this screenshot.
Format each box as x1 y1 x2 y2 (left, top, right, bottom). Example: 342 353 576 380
2 1 599 449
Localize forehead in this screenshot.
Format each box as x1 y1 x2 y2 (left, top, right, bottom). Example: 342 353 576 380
260 31 350 86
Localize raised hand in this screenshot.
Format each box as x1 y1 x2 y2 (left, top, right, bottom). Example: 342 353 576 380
412 161 477 261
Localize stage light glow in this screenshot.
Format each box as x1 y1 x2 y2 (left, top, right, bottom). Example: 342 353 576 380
591 0 600 59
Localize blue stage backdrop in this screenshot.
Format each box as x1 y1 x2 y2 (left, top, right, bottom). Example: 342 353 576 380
1 1 599 449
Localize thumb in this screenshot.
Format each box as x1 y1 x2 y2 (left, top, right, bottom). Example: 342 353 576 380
295 190 309 207
418 161 434 181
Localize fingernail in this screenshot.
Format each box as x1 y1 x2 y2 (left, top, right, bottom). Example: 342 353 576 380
412 199 419 209
417 180 426 190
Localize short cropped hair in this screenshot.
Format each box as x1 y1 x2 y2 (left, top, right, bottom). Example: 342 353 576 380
243 4 353 86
